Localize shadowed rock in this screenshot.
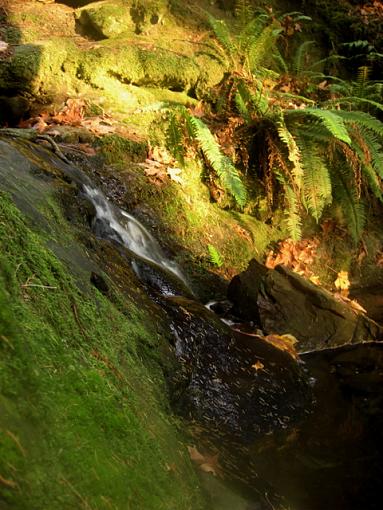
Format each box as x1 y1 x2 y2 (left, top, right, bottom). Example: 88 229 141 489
228 259 383 352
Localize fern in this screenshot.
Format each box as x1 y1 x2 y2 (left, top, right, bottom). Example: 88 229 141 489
186 115 247 207
286 108 352 145
293 40 315 76
208 244 224 267
336 110 383 139
246 23 281 74
276 171 302 240
331 165 366 243
276 116 303 188
207 16 235 67
299 142 332 221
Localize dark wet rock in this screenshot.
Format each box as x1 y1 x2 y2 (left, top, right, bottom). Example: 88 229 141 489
162 296 313 443
131 258 194 298
228 259 383 352
90 271 109 294
0 96 30 127
350 285 383 325
247 342 383 510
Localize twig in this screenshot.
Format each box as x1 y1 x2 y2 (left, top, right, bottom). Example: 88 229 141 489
60 477 93 510
5 430 26 457
21 283 57 290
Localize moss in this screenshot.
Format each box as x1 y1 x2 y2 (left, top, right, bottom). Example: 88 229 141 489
97 134 148 164
75 1 136 39
77 40 203 95
0 192 206 509
0 39 80 95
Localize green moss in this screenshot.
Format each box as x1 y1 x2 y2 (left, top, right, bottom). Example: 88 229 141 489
0 39 80 95
97 133 148 164
0 193 205 510
78 40 203 95
76 1 136 39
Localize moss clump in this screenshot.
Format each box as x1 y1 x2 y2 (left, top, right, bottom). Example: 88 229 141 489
78 40 203 95
0 39 80 95
0 192 205 510
97 133 148 164
76 1 136 39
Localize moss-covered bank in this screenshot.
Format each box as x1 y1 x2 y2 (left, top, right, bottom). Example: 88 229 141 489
0 169 205 508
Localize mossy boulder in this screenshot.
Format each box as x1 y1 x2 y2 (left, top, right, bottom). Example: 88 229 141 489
76 0 169 38
76 1 136 39
0 39 80 95
78 40 203 95
0 137 206 509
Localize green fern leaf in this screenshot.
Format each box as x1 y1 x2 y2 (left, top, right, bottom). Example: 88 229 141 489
208 16 236 64
300 143 332 221
276 171 302 240
332 166 366 243
208 244 224 267
286 108 352 145
187 115 247 207
336 110 383 139
293 40 315 76
276 117 303 188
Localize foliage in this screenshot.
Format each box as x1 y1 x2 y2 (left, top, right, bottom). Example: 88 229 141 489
166 107 247 207
164 8 383 243
0 192 205 510
207 244 224 267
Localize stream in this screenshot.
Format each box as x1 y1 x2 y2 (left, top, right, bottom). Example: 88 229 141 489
0 134 382 510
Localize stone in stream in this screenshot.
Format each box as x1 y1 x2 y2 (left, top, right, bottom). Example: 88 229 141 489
228 258 383 352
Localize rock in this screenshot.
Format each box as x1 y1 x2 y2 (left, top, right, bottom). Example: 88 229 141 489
163 296 313 443
228 259 383 352
75 1 136 39
0 96 30 126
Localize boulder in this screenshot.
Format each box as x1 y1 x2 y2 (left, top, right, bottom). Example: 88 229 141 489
228 259 383 352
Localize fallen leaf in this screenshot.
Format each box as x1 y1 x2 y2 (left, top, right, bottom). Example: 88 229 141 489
187 446 222 477
264 334 299 360
187 445 205 464
334 270 350 297
251 360 264 371
167 167 183 184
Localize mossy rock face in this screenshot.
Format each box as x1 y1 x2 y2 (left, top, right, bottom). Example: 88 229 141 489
76 0 169 38
0 137 206 510
78 40 203 95
0 39 80 95
76 1 136 39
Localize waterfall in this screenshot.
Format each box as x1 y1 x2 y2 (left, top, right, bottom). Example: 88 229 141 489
83 185 188 287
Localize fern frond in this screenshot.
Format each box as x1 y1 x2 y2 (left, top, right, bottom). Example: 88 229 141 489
208 16 236 63
187 115 247 207
286 108 352 145
276 116 303 188
331 165 366 243
336 110 383 139
293 40 315 76
300 142 332 221
208 244 224 267
246 23 281 74
276 171 302 240
323 96 383 113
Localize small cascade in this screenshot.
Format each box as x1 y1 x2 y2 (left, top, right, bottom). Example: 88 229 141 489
83 185 188 288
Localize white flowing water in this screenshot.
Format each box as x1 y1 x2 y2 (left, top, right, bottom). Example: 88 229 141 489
83 185 187 284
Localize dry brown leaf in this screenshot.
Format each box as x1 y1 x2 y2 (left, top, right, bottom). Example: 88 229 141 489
251 360 264 371
187 447 222 477
264 334 299 360
334 270 350 297
167 167 183 184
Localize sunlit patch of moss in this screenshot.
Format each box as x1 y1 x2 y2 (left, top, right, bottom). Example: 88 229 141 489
0 192 206 510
